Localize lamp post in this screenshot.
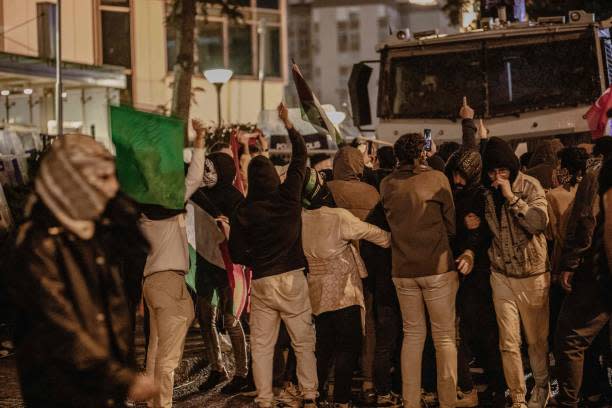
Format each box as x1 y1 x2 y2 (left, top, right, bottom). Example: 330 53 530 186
204 68 233 126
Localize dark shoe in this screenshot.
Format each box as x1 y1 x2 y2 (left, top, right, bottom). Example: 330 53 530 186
221 375 249 395
199 369 229 392
240 375 257 397
303 399 318 408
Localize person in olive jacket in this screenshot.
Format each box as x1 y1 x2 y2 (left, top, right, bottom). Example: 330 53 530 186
7 134 157 407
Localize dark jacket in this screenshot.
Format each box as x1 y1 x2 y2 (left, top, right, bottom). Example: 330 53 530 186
361 203 395 305
445 148 491 274
8 201 136 407
525 139 563 190
327 146 380 221
560 158 605 278
229 127 308 280
381 163 455 278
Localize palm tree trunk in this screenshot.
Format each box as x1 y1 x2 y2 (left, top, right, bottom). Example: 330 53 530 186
171 0 196 127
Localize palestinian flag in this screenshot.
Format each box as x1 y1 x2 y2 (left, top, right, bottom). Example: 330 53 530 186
292 62 343 144
188 202 250 319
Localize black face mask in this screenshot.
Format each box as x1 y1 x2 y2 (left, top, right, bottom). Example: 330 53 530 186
319 168 333 182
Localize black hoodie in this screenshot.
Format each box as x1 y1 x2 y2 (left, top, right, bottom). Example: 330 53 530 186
191 152 243 218
229 127 308 280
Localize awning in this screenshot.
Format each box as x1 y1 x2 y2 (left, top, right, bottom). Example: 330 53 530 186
0 52 126 89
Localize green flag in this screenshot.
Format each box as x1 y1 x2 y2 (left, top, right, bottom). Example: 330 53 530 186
110 105 186 209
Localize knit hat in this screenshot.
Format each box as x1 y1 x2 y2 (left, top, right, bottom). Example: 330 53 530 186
481 137 519 185
35 134 117 239
394 133 424 165
445 147 482 189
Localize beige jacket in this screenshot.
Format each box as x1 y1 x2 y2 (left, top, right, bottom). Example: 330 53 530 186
301 207 390 326
485 172 549 279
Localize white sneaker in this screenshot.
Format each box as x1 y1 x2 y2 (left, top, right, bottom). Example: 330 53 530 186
456 389 479 407
528 384 551 408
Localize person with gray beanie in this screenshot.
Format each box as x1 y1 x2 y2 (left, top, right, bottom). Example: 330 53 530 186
7 134 158 407
380 132 457 408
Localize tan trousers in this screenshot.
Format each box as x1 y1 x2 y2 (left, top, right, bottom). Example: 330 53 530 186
393 272 458 408
250 270 318 407
144 271 194 408
491 271 550 404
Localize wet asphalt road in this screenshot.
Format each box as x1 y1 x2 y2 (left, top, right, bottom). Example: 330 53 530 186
0 325 254 408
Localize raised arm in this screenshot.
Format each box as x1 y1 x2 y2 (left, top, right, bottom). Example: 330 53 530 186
278 103 307 202
185 119 206 200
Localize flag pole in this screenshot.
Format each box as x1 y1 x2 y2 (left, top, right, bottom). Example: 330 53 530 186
55 0 63 137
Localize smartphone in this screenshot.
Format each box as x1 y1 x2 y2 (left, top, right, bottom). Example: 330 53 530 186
424 129 432 152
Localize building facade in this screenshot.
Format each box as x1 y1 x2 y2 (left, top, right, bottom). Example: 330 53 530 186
287 0 458 112
1 0 288 147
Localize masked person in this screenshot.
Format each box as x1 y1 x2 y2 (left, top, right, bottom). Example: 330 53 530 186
189 152 251 395
445 147 506 407
301 168 391 407
140 120 205 408
381 133 458 408
229 103 318 408
481 137 550 408
554 138 612 408
8 134 158 407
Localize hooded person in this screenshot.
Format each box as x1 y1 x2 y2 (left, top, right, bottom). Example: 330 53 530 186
228 103 318 408
481 137 550 408
300 168 391 408
8 134 158 407
554 138 612 408
326 145 380 401
525 139 564 190
327 146 380 220
188 152 251 395
445 147 506 407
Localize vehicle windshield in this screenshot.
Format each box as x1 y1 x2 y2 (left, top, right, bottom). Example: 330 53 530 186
381 31 602 119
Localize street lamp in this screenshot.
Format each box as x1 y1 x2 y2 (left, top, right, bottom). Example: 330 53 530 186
204 68 233 126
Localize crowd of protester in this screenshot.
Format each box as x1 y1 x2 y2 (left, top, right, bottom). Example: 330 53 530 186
3 99 612 408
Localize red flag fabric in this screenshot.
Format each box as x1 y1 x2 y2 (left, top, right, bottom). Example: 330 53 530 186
229 130 246 194
585 86 612 139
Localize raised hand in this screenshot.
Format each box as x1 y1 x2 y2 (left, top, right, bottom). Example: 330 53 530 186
459 96 474 120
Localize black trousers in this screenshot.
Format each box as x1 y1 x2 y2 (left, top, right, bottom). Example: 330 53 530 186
554 276 611 408
373 282 402 395
456 270 506 394
315 305 363 403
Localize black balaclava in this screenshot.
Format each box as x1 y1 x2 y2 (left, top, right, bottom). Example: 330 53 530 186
247 155 281 200
302 167 335 209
